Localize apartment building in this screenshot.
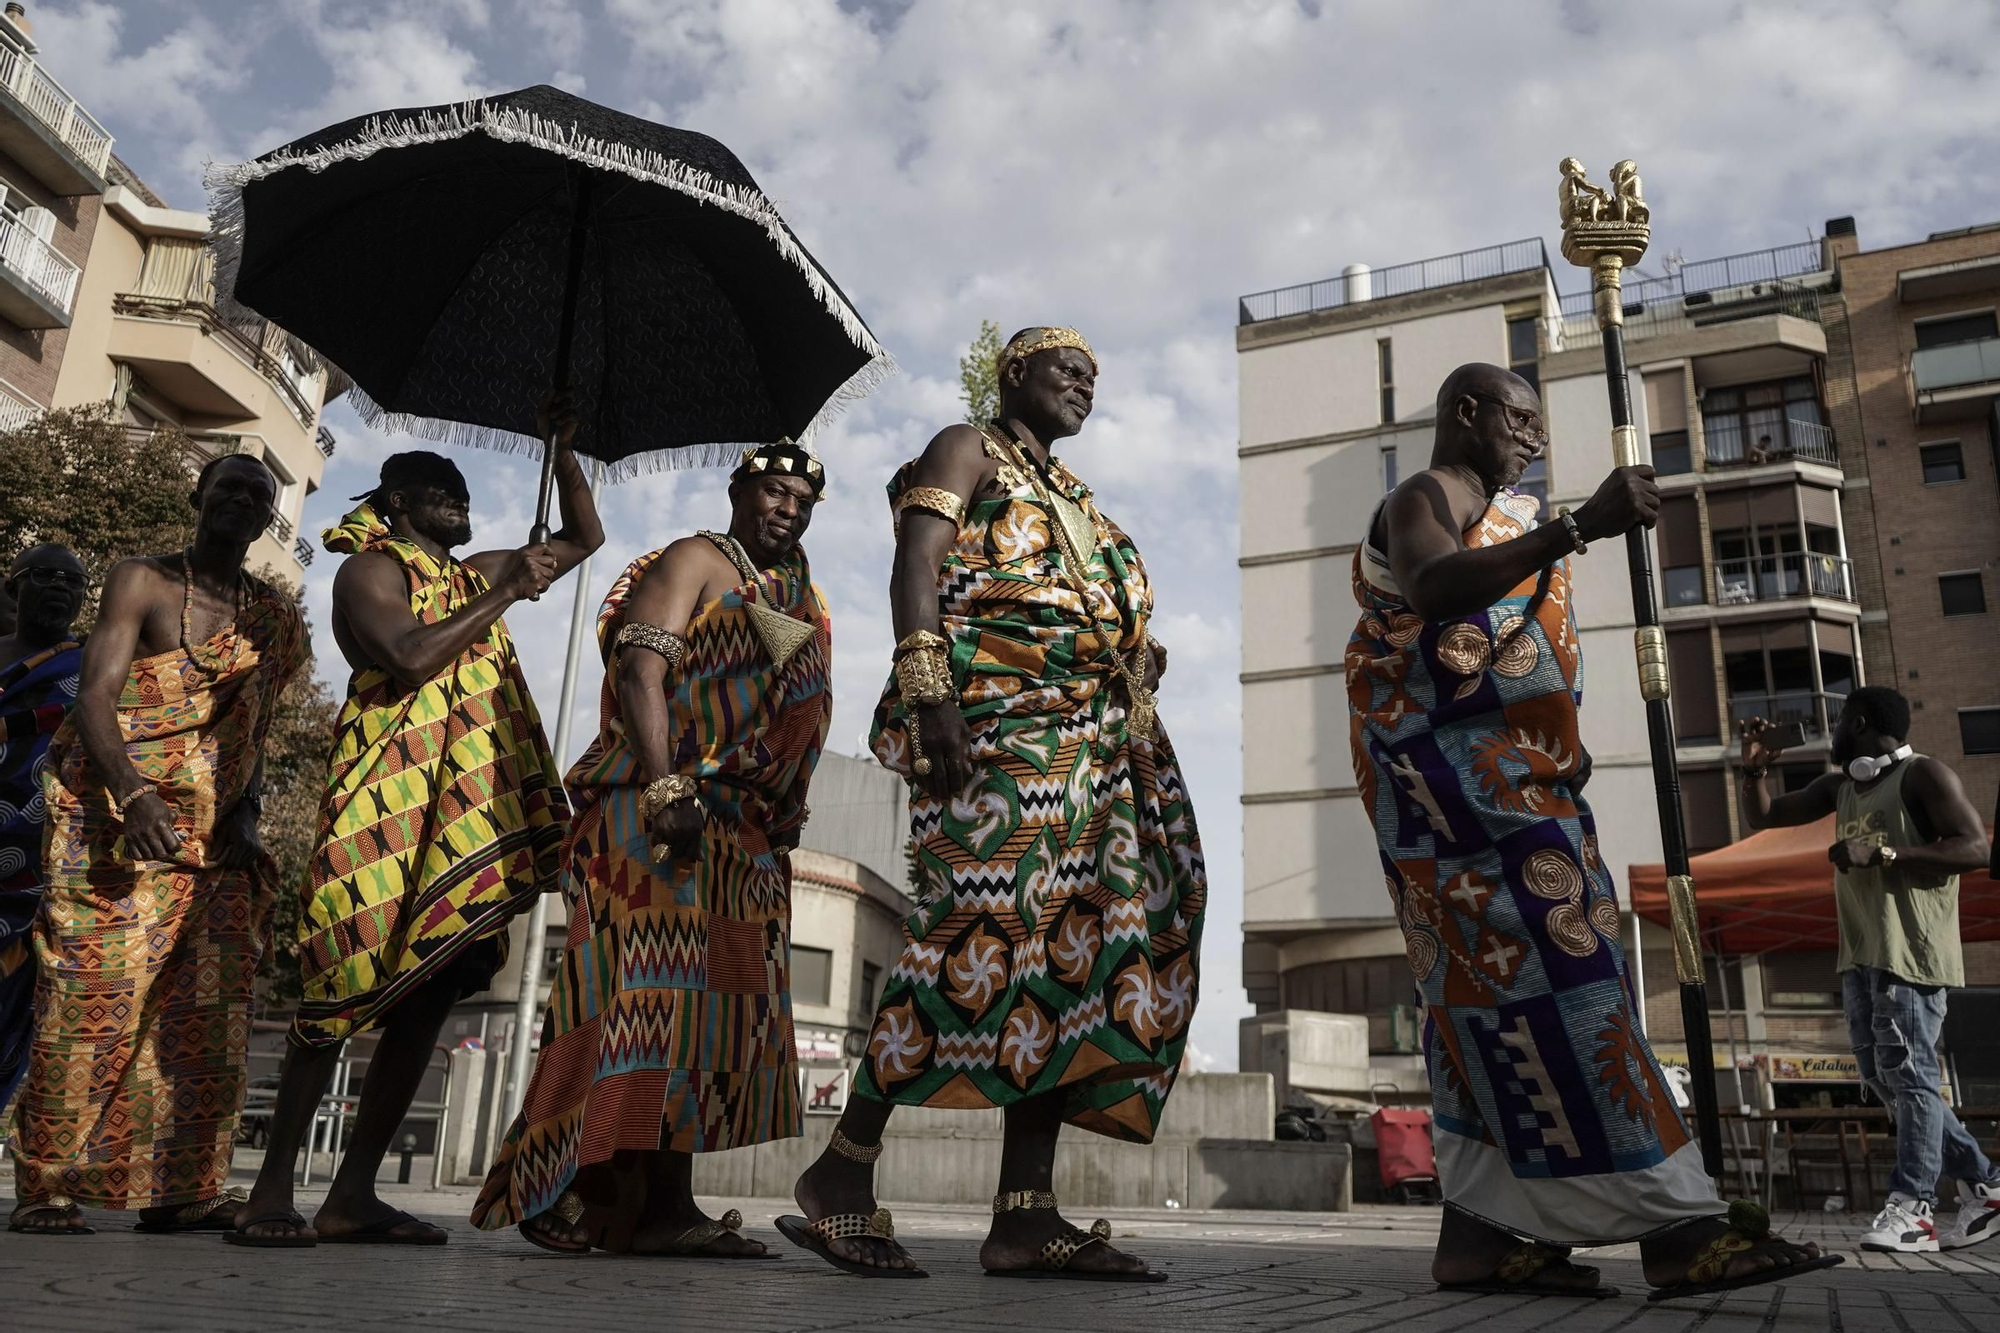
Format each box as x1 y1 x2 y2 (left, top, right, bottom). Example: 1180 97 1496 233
0 3 334 584
1236 217 1997 1082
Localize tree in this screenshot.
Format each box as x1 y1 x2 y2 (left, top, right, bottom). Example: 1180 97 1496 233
0 403 338 1001
958 319 1002 425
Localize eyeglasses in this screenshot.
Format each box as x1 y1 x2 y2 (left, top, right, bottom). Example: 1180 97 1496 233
1467 392 1549 446
9 566 86 590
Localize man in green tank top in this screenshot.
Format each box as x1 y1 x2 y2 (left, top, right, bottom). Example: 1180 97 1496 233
1743 686 1994 1255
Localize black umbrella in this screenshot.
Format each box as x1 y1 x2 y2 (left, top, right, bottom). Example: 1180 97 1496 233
208 84 890 537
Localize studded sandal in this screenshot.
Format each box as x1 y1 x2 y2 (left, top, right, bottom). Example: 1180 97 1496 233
983 1190 1167 1283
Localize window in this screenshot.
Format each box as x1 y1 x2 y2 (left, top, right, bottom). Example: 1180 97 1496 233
1506 315 1540 394
859 962 881 1014
1701 377 1825 466
1380 444 1399 493
1914 311 1998 349
1652 429 1692 476
1920 441 1965 484
0 177 54 243
1663 565 1705 607
1960 707 2000 757
791 945 833 1007
1765 950 1841 1009
1941 572 1988 617
1377 338 1394 424
1515 458 1548 510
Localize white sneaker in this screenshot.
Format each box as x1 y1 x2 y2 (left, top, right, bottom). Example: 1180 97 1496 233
1860 1194 1938 1253
1939 1180 2000 1251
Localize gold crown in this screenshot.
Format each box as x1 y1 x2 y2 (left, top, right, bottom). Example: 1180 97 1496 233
996 327 1096 375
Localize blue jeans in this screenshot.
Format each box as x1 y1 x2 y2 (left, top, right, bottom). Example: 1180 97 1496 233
1843 966 1996 1202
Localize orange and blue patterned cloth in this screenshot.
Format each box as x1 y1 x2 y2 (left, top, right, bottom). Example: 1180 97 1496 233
471 539 830 1230
290 504 568 1048
855 434 1207 1143
0 639 83 1112
12 577 304 1208
1347 489 1714 1244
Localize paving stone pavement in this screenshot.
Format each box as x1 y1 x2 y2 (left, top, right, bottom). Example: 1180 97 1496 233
4 1183 1998 1332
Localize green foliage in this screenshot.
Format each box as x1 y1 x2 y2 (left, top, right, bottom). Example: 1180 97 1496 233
958 319 1002 425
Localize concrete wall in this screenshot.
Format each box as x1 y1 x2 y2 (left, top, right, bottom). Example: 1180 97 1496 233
795 750 908 891
1241 793 1380 928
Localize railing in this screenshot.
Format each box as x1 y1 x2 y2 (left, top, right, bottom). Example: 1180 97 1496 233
1557 239 1825 320
293 537 315 567
1704 416 1838 469
1240 238 1549 325
0 208 79 312
316 424 337 457
267 510 295 543
1553 282 1822 353
0 376 38 432
1713 553 1853 605
0 41 113 176
1727 690 1847 741
1910 337 2000 393
113 293 320 426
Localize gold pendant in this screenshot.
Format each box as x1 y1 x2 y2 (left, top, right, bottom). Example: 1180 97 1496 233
1050 492 1099 569
1126 684 1158 741
746 594 814 670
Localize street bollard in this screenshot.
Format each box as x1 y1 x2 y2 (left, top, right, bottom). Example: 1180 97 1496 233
398 1132 416 1184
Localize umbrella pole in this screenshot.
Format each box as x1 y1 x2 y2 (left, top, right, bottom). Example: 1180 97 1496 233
505 459 603 1122
532 174 594 546
1558 158 1724 1177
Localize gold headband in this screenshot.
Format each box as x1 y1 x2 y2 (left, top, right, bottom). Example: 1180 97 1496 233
735 440 825 493
995 327 1097 376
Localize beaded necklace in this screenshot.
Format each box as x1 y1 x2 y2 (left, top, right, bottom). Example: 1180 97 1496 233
180 548 248 673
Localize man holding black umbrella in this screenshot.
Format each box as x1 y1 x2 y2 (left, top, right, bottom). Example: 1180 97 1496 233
230 405 599 1248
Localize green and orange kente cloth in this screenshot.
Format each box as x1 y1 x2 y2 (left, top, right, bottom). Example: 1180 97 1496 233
472 538 830 1230
857 430 1207 1143
12 575 304 1208
290 505 568 1049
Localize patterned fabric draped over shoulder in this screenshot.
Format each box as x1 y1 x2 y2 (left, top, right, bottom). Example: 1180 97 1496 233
291 504 569 1049
857 430 1207 1144
13 577 306 1208
472 538 831 1231
1346 489 1716 1246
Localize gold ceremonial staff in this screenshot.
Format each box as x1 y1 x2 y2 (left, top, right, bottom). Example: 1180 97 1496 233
1557 157 1723 1176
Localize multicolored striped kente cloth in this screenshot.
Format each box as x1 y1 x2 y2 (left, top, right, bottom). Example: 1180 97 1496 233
1347 488 1715 1244
856 431 1207 1143
12 576 304 1207
471 538 830 1230
0 639 83 1112
290 504 569 1048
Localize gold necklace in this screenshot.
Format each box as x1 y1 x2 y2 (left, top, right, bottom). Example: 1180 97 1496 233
982 429 1156 741
699 530 813 670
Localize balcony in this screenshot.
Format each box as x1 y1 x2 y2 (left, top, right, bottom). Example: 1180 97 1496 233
1909 337 2000 422
108 293 320 427
1704 416 1838 470
1727 690 1846 743
0 207 77 327
316 424 337 457
1899 254 2000 303
0 375 38 431
1714 553 1854 606
1552 280 1824 356
1239 238 1549 326
293 537 315 568
0 37 111 194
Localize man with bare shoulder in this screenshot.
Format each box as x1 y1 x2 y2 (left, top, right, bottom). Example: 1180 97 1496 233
231 405 600 1248
9 455 307 1236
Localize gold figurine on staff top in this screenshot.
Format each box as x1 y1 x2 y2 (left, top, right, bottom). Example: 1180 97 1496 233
1558 157 1651 325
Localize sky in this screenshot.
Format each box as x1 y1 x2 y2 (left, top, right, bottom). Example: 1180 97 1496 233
32 0 2000 1072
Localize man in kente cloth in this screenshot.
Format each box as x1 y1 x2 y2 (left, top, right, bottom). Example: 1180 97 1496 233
0 545 88 1119
8 455 306 1236
1349 362 1839 1300
232 417 598 1248
778 328 1206 1281
472 441 830 1258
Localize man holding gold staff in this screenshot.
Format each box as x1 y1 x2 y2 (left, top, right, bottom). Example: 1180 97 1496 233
778 327 1207 1281
1346 360 1841 1301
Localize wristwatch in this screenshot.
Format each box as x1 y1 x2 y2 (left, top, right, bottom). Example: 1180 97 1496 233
1878 846 1898 868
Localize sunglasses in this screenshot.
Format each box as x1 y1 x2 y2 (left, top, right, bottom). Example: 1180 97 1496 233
9 566 86 590
1467 392 1549 446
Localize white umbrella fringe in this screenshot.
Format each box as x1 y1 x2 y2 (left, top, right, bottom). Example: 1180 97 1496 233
203 98 894 475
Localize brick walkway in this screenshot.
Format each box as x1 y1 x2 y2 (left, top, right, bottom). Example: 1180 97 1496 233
4 1185 1997 1331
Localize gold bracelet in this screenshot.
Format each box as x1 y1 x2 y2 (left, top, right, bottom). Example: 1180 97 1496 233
894 628 949 657
114 787 154 816
639 773 700 823
907 710 932 777
615 621 689 671
893 486 967 531
895 645 953 708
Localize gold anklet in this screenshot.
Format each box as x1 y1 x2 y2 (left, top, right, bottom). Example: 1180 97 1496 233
993 1189 1059 1213
829 1129 883 1163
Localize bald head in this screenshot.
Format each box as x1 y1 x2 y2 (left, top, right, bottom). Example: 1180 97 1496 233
1432 362 1546 492
1435 363 1533 419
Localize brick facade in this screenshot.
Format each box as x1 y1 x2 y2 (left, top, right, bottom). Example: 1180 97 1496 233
0 145 98 406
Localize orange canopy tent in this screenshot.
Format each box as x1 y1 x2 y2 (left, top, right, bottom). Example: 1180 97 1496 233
1630 816 2000 955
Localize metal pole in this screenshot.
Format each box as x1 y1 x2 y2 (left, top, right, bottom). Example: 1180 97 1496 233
504 460 602 1122
1557 157 1723 1176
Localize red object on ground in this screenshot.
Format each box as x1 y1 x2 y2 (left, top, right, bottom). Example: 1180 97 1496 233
1372 1106 1437 1191
1629 816 1998 954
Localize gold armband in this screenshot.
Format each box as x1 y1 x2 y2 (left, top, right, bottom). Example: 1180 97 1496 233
895 629 948 657
895 644 954 708
615 621 689 671
893 486 967 531
638 773 700 823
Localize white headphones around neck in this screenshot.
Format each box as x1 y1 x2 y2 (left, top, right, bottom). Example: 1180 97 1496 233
1848 744 1912 782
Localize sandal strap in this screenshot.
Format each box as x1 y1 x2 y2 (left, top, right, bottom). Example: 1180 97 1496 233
658 1209 744 1254
809 1208 896 1244
1039 1220 1113 1270
174 1186 248 1226
1495 1242 1558 1285
994 1189 1059 1214
551 1190 587 1226
1685 1229 1757 1285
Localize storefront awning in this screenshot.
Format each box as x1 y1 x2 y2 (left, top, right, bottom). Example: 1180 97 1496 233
1630 815 1999 954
